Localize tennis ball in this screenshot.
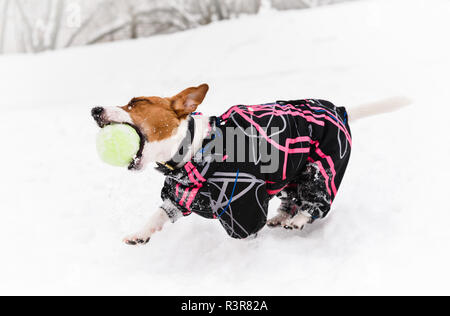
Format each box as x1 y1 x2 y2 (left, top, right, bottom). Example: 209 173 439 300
96 124 141 167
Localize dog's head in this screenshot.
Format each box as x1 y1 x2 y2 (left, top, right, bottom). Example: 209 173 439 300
92 84 209 170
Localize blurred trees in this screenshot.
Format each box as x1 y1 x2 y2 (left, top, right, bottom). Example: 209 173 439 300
14 0 67 53
84 0 263 45
271 0 354 10
0 0 356 54
0 0 10 53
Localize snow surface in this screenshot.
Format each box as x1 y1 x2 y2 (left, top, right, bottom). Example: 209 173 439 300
0 0 449 295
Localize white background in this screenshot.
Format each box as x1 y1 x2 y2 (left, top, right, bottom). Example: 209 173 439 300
0 0 449 295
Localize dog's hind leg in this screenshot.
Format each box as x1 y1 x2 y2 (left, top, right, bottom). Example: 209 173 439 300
283 213 312 231
267 198 297 228
267 211 291 228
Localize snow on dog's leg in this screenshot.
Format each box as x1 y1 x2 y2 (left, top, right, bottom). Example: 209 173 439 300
123 208 170 246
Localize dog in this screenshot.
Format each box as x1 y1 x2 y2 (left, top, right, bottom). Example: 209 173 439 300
91 84 410 245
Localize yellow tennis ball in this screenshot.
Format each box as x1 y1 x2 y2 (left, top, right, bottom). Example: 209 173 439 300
96 124 141 167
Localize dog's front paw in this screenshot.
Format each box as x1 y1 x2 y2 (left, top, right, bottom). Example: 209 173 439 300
123 232 152 246
123 211 168 246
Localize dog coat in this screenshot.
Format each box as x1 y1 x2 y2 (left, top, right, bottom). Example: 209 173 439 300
159 100 352 239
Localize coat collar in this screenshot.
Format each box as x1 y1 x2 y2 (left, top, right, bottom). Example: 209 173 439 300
155 115 218 175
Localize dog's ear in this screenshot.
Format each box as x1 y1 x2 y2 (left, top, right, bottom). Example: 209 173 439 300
171 84 209 117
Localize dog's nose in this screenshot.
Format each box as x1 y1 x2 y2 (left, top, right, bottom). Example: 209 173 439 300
91 107 104 117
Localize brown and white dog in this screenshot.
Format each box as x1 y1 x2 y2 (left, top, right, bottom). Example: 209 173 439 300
91 84 410 246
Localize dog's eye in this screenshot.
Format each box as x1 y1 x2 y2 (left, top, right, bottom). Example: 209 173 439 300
127 100 138 110
126 98 152 111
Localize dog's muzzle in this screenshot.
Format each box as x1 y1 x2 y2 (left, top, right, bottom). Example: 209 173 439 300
91 107 108 127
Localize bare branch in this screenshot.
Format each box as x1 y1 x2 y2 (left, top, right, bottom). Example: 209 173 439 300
87 21 132 45
136 7 195 30
0 0 11 54
14 0 36 53
49 0 66 50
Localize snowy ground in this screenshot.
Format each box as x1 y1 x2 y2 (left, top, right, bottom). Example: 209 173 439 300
0 0 449 295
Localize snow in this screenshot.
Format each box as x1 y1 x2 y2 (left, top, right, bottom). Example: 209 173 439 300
1 0 449 295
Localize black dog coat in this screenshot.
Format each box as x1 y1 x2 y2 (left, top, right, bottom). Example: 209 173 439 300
159 100 352 239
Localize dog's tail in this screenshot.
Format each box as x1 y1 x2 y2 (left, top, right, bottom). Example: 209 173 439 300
348 96 412 122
